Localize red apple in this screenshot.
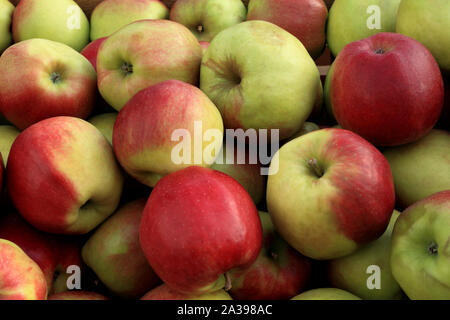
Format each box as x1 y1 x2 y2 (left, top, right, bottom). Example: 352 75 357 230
328 32 444 146
140 166 263 295
141 284 232 300
48 291 108 300
81 37 107 71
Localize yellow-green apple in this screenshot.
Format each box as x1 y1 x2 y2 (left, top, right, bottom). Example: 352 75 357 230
90 0 169 40
97 19 202 111
247 0 327 59
229 211 312 300
141 284 232 300
383 130 450 209
48 291 108 300
170 0 246 42
0 239 47 300
391 190 450 300
140 166 263 295
327 0 402 57
0 0 14 53
0 125 20 166
328 211 403 300
267 128 395 260
12 0 90 52
7 116 124 234
328 32 444 146
81 37 108 71
396 0 450 73
0 39 97 130
200 21 320 141
292 288 361 300
88 113 117 145
113 80 223 187
82 199 160 299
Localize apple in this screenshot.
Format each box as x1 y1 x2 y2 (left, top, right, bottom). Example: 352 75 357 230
90 0 169 40
199 41 210 55
328 32 444 146
141 284 232 300
229 211 312 300
81 37 108 71
0 39 97 130
391 190 450 300
140 166 262 295
200 20 320 141
0 125 20 166
51 239 84 294
328 210 403 300
48 291 108 300
0 0 14 53
97 19 202 111
396 0 450 73
267 128 395 260
12 0 90 52
7 116 124 234
88 113 117 145
0 239 48 300
292 288 361 300
383 130 450 209
247 0 327 59
327 0 402 57
170 0 246 42
113 80 223 187
82 199 160 299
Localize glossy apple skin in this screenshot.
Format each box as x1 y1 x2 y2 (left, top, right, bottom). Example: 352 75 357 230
140 166 262 295
82 199 160 299
0 239 48 300
97 19 202 111
328 211 403 300
48 291 108 300
81 37 107 71
0 0 14 53
329 32 444 146
292 288 361 300
391 190 450 300
7 117 124 234
229 212 311 300
141 284 232 300
383 130 450 209
267 129 395 260
247 0 327 59
12 0 90 52
0 39 97 130
113 80 223 187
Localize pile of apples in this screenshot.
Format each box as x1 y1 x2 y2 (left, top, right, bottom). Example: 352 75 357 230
0 0 449 301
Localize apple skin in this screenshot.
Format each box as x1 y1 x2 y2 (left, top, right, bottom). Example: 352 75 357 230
328 210 403 300
247 0 328 59
0 39 97 130
292 288 361 300
82 199 160 299
396 0 450 73
141 284 232 300
267 128 395 260
0 0 14 53
329 32 444 146
88 113 117 145
391 190 450 300
170 0 246 42
327 0 402 57
48 291 108 300
229 211 312 300
383 130 450 209
7 116 124 234
97 19 202 111
140 166 263 295
113 80 223 187
200 20 320 141
283 121 320 144
12 0 90 52
90 0 168 40
0 125 20 166
0 239 48 300
81 37 108 71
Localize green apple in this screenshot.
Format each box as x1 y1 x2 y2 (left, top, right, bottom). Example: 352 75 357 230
170 0 246 42
396 0 450 73
0 125 20 166
327 0 402 57
329 211 403 300
383 129 450 209
88 113 117 145
0 0 14 53
90 0 169 40
391 190 450 300
292 288 361 300
12 0 90 52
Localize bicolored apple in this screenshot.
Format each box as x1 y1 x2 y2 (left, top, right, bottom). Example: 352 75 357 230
48 291 108 300
141 284 232 300
81 37 108 71
292 288 361 300
7 117 124 234
0 125 20 166
88 113 117 145
0 0 14 53
267 128 395 260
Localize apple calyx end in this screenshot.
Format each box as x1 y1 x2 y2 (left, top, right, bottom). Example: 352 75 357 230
50 72 62 84
428 241 438 256
121 62 133 76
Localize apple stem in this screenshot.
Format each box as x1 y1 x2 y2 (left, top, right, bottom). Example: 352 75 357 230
308 158 324 178
224 272 232 291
